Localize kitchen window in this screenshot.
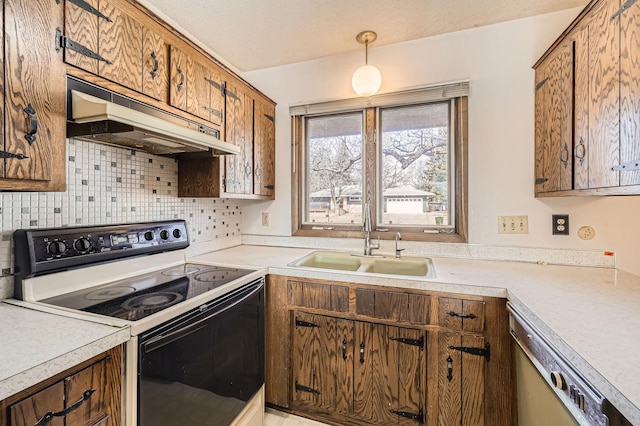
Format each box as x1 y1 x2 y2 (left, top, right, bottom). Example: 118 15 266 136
291 82 468 242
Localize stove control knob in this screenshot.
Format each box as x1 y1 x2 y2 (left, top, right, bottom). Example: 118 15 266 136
48 241 67 255
160 230 170 240
144 231 154 241
173 229 182 239
550 371 567 390
74 238 91 253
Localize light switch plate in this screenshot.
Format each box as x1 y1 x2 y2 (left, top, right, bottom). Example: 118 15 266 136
498 216 528 234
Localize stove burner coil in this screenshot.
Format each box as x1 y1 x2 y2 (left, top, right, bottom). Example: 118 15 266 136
122 292 184 311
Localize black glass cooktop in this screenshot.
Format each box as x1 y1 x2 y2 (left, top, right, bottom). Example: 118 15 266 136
41 263 254 321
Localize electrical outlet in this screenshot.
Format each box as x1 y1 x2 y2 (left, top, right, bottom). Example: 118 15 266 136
498 216 528 234
261 212 269 227
552 214 569 235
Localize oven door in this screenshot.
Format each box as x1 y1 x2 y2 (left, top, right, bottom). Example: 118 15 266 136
138 278 264 426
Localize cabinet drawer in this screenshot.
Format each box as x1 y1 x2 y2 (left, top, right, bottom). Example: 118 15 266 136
287 280 349 313
356 289 430 324
9 381 65 426
438 297 485 332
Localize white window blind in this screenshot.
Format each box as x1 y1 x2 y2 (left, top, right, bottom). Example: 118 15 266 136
290 81 469 116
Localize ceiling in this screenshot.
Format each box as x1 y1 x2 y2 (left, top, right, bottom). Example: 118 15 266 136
140 0 589 72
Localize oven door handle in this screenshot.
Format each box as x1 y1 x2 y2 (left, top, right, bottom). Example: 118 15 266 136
142 280 263 354
143 324 207 353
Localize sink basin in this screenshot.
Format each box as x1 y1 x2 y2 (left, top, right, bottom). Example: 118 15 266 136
364 257 431 277
293 251 362 271
289 251 435 278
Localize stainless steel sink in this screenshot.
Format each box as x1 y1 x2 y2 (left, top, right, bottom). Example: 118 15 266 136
289 251 435 278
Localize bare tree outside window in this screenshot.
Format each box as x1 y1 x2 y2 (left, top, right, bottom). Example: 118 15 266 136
379 103 451 227
305 113 363 225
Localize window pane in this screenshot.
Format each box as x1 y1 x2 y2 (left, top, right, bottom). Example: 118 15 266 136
305 113 363 225
379 103 451 226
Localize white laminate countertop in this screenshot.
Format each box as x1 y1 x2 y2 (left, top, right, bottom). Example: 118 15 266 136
191 245 640 425
0 302 130 401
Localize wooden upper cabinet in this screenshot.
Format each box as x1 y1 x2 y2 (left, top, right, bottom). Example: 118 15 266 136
98 1 143 92
619 0 640 186
254 99 276 198
169 45 187 111
1 0 66 191
224 81 254 195
142 28 168 102
64 0 100 75
533 0 640 195
534 42 573 194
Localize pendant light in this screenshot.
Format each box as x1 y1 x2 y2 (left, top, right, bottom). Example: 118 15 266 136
352 31 382 97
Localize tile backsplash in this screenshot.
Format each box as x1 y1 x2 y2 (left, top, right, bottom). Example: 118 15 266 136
0 139 243 299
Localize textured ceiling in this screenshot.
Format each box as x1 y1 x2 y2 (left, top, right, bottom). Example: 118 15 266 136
139 0 589 72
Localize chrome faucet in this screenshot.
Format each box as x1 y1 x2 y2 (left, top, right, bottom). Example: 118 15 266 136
363 203 380 256
395 232 405 258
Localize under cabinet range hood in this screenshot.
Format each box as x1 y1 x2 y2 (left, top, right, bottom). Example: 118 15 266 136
66 78 240 156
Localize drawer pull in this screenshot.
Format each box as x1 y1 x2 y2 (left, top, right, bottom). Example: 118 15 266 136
447 311 477 319
150 51 159 79
35 389 96 426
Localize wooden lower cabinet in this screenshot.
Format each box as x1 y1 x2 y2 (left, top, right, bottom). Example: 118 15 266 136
1 346 122 426
266 275 515 426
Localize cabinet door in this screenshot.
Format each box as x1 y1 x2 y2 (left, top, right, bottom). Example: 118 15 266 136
354 323 425 425
292 312 354 414
208 70 225 127
619 0 640 186
438 333 485 426
187 59 212 121
254 100 275 197
169 45 187 111
587 0 620 188
64 0 100 74
534 42 573 194
142 28 167 102
9 381 65 426
573 24 590 190
225 81 253 195
3 0 66 190
98 1 143 92
65 356 113 426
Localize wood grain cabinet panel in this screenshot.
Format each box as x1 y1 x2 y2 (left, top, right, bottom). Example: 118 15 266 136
356 289 430 325
438 297 485 332
533 0 640 195
225 81 254 195
98 1 143 92
254 99 276 198
3 347 121 426
64 0 100 75
1 0 66 191
288 280 349 313
142 28 168 102
169 45 187 111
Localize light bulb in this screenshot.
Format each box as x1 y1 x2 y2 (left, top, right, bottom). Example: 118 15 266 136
352 65 382 97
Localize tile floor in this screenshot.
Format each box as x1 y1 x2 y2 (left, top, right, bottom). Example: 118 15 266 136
264 408 330 426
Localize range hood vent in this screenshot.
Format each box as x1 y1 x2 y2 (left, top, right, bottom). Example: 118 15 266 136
67 80 239 156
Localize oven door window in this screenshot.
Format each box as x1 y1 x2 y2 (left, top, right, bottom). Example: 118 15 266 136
138 281 264 426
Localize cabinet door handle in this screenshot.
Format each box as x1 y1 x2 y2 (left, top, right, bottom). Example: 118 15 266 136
559 143 569 168
447 311 476 319
176 67 184 92
574 138 586 166
342 339 347 360
359 342 365 364
447 356 453 382
254 167 262 178
35 389 96 426
150 51 159 79
24 104 38 145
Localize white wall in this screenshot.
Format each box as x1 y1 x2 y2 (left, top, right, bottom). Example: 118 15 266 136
241 8 640 276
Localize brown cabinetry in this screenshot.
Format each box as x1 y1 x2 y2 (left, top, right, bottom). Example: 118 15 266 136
0 346 122 426
0 0 66 191
253 99 276 198
142 28 167 102
534 0 640 196
266 275 515 425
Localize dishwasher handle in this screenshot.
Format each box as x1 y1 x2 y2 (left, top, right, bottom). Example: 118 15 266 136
142 280 263 354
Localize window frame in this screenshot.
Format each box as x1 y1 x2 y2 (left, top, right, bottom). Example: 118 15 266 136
291 87 468 243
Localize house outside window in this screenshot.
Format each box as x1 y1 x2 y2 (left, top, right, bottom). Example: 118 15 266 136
291 82 468 242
